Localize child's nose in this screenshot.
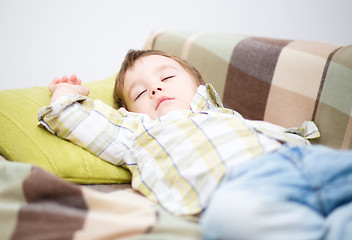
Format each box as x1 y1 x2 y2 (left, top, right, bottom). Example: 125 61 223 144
151 87 162 96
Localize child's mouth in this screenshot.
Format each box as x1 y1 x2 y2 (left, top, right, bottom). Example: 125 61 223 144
155 96 174 110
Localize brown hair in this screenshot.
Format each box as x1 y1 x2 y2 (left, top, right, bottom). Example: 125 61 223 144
113 49 205 109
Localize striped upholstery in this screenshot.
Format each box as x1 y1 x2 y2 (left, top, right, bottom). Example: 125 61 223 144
144 30 352 149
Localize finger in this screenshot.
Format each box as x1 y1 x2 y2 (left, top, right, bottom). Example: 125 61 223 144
48 77 61 92
76 78 82 85
69 74 77 84
50 77 60 85
49 77 60 88
61 75 69 83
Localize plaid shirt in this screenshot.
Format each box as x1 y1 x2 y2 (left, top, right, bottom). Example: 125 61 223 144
38 84 318 215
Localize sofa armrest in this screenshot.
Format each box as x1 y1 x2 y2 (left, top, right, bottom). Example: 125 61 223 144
145 30 352 149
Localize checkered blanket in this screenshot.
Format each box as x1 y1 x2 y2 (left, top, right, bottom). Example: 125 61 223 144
0 157 201 240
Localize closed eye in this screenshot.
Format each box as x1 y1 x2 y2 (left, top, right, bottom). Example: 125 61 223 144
135 90 146 101
162 75 175 81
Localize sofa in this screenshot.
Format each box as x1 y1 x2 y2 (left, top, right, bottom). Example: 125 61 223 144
0 30 351 239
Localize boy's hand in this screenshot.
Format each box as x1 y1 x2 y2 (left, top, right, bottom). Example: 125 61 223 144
49 74 90 103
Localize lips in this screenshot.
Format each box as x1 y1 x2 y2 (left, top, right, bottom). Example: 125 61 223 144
155 96 174 110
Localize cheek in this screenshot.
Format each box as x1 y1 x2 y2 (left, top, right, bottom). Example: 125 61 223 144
129 100 152 114
125 101 139 112
128 103 141 113
184 84 198 99
125 95 146 112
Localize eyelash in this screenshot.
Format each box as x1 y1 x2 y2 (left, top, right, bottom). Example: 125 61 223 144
162 75 174 81
134 76 175 101
135 90 146 101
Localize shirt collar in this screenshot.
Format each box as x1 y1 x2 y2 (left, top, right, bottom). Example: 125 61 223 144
190 83 224 112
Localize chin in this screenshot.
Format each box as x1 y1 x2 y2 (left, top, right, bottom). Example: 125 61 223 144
157 106 189 117
155 108 172 118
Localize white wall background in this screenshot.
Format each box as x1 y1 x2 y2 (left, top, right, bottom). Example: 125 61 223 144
1 0 351 91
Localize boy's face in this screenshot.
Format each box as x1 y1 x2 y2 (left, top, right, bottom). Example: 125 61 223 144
122 55 198 118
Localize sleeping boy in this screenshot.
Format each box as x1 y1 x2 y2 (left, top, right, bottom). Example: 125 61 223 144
39 49 352 240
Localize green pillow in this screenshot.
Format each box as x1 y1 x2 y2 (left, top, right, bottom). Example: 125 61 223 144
0 74 131 184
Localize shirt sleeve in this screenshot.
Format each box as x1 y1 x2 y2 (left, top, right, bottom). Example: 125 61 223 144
38 95 135 166
245 119 320 146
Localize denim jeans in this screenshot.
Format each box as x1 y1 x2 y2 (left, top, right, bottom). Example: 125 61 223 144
201 145 352 240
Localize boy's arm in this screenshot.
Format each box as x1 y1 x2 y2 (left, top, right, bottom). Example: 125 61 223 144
39 75 133 166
